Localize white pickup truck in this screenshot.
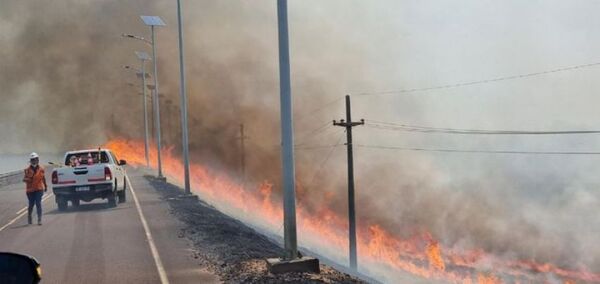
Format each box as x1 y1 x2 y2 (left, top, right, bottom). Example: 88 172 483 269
51 149 127 211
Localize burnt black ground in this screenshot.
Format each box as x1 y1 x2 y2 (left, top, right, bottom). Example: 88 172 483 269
145 175 369 284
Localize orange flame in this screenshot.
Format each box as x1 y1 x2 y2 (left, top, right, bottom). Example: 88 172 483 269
104 138 600 283
477 273 502 284
426 239 446 272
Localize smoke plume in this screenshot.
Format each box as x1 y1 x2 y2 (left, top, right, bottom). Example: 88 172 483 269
1 0 598 281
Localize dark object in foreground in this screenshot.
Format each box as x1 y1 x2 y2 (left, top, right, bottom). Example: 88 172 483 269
0 252 41 284
266 256 320 274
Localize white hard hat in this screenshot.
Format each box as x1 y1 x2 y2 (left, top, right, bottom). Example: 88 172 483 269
30 152 39 159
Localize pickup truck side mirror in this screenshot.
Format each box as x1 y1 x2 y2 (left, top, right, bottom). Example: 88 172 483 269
0 252 41 283
119 160 127 166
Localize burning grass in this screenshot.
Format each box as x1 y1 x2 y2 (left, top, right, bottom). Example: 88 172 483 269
104 138 600 283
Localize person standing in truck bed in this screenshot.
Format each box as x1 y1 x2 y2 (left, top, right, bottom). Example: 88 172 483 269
23 152 47 225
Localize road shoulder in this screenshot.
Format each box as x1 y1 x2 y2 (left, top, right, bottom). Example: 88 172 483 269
142 173 366 284
127 170 220 284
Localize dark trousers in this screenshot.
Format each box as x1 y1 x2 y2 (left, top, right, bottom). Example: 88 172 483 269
26 191 43 221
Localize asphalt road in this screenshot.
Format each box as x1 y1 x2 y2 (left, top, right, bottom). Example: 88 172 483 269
0 168 219 284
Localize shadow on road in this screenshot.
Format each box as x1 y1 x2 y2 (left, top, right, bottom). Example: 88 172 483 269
9 224 30 229
45 203 131 214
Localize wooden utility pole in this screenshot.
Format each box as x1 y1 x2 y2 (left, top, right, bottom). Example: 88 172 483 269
238 124 249 180
333 94 364 270
165 100 172 144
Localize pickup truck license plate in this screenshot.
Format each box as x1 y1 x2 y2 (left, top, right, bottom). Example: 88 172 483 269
76 186 90 192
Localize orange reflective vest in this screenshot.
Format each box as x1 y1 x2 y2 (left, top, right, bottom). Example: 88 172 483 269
23 166 46 193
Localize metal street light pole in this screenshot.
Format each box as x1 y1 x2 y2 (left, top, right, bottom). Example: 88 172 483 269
135 51 152 167
277 0 298 261
151 25 163 179
141 60 150 167
146 84 156 139
266 1 318 274
176 0 191 195
122 63 151 167
141 15 166 180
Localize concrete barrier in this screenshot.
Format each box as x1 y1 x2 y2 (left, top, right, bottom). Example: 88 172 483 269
0 170 23 187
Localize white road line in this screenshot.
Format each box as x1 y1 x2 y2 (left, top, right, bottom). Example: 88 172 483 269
0 193 53 233
16 207 27 215
127 175 170 284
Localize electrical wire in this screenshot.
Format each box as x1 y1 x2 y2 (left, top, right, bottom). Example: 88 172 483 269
364 120 600 135
294 120 335 146
295 143 344 150
355 144 600 155
294 97 343 122
295 128 346 151
354 62 600 97
303 131 346 190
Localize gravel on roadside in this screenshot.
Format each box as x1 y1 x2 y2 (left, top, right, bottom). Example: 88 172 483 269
145 175 369 284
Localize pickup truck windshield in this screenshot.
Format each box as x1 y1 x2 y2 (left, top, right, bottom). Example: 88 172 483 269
65 152 109 166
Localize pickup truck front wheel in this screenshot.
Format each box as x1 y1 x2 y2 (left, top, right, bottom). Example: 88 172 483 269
57 197 68 211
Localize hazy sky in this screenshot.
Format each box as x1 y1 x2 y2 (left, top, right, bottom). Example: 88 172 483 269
1 0 599 279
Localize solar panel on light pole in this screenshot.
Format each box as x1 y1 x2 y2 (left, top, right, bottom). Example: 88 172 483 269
141 16 166 27
135 51 151 61
141 15 166 180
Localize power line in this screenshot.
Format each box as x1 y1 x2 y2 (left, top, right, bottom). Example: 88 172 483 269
295 143 344 151
365 123 600 135
245 135 344 150
356 144 600 155
295 120 335 146
303 131 345 190
295 97 343 122
296 128 345 149
355 61 600 97
364 120 600 135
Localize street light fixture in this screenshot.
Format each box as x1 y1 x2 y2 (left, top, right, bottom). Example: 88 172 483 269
122 65 151 79
121 33 152 46
141 15 166 180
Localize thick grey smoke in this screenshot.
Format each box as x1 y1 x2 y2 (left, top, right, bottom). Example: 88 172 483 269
1 0 598 281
